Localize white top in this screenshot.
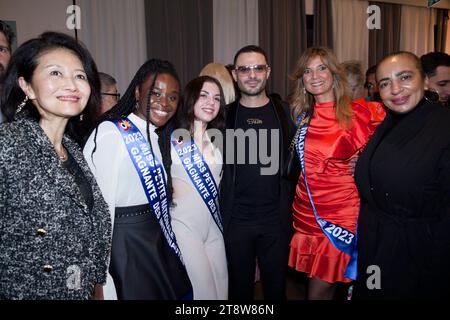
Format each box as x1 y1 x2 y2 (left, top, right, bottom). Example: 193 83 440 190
83 112 164 300
170 136 222 231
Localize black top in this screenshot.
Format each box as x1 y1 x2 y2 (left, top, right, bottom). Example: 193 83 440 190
62 150 94 212
220 97 297 235
232 102 281 224
353 98 450 299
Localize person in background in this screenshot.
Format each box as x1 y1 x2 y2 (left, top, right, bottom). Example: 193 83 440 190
420 51 450 108
364 65 380 102
199 63 236 104
83 59 192 300
288 46 385 300
0 31 111 299
0 20 16 122
220 45 296 300
170 75 228 299
226 63 240 100
342 60 365 100
353 51 450 299
0 20 14 80
99 72 119 115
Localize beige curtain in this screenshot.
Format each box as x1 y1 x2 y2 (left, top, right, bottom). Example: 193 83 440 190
213 0 259 65
332 0 369 71
399 5 436 57
78 0 147 94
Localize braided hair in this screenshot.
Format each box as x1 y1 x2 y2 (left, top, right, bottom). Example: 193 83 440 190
91 59 181 205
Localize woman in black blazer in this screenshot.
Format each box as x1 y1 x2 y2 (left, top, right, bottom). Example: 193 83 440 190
353 51 450 299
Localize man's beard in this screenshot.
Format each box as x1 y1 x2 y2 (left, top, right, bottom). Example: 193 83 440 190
239 79 267 97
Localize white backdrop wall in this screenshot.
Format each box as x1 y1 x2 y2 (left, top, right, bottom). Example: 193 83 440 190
0 0 74 44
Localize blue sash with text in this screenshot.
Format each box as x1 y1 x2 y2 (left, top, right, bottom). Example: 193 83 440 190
112 117 184 264
171 136 223 233
295 113 357 280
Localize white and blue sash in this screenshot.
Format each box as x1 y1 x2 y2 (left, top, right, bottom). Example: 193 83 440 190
296 113 357 280
171 135 223 233
112 117 184 264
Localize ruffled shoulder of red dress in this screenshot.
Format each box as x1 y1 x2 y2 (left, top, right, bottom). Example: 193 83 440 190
340 99 386 157
351 98 386 125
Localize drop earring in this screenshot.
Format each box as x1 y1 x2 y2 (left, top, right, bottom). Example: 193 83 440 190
79 113 84 121
16 96 29 114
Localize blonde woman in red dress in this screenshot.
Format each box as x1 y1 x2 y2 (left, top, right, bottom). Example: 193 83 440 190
288 47 385 300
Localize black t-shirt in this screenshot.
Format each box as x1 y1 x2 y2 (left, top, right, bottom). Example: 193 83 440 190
232 102 281 224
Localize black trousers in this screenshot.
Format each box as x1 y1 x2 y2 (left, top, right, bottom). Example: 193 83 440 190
225 219 289 300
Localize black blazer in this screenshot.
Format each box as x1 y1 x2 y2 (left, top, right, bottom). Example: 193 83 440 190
353 99 450 299
219 96 297 236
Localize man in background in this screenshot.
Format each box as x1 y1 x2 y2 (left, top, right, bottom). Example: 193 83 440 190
364 65 380 102
421 51 450 108
0 20 15 122
0 20 14 80
99 72 119 115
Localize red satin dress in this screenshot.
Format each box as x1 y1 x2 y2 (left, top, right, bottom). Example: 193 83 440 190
288 99 385 283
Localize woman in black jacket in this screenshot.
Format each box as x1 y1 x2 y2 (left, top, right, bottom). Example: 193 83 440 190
0 32 111 299
353 51 450 299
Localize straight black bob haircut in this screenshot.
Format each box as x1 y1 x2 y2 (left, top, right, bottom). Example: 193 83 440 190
175 75 226 135
0 31 101 145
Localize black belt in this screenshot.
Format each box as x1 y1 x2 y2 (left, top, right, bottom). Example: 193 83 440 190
115 204 151 218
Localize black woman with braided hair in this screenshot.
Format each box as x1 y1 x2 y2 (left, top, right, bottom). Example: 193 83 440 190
83 59 193 300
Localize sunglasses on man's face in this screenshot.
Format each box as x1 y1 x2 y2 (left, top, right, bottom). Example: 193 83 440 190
235 64 269 75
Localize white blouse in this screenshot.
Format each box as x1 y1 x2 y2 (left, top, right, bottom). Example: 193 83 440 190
83 113 164 300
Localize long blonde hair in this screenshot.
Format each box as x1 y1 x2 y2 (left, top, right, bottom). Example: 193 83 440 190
199 63 236 104
289 47 353 125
